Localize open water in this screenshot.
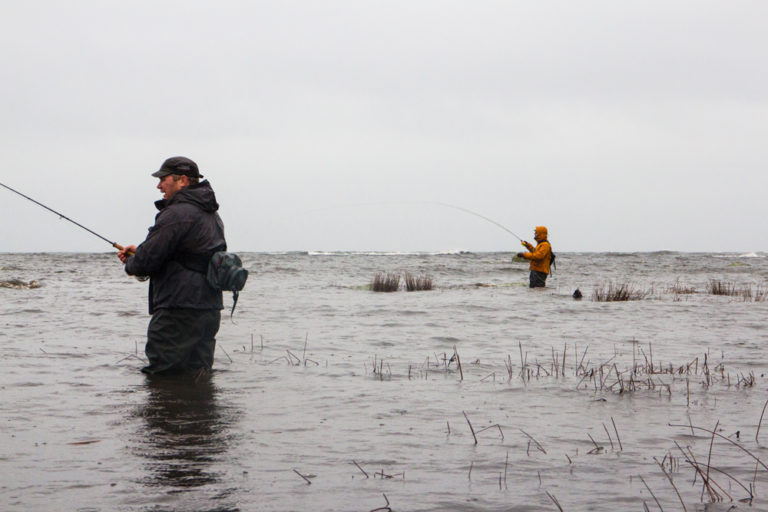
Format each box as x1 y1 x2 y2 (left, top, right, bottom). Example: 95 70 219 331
2 251 768 511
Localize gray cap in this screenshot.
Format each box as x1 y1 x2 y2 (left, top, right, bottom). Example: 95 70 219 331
152 156 203 179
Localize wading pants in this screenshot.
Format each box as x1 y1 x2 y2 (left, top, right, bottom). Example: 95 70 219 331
529 270 548 288
143 308 221 375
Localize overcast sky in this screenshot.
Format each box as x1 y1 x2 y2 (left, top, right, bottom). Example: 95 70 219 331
1 1 765 253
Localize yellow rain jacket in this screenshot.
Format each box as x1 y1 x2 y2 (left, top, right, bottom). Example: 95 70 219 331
521 226 552 274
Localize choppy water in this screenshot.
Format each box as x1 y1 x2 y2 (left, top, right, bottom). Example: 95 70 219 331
2 251 768 511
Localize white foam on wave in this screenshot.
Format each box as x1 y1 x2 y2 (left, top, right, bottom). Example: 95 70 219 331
307 250 470 256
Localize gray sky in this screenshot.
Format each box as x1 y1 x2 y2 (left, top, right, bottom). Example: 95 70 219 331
1 1 766 253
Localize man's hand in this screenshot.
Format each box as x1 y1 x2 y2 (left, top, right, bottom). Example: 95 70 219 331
117 245 137 264
516 252 525 258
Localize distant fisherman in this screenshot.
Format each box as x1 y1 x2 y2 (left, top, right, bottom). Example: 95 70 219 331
517 226 553 288
117 157 227 377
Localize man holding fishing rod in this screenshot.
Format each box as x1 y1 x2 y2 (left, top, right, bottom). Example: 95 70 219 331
117 157 227 377
517 226 553 288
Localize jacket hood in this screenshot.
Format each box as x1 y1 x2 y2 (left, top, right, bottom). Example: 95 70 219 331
535 226 548 239
155 180 219 213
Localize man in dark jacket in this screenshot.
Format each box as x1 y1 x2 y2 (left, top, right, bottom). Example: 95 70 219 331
118 156 226 375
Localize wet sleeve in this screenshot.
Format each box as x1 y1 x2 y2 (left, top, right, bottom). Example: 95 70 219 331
124 210 188 276
526 243 550 262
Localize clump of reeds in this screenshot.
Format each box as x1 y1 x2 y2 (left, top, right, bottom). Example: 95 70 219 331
592 282 648 302
666 279 696 294
708 279 758 300
708 279 738 296
404 272 433 291
371 272 400 292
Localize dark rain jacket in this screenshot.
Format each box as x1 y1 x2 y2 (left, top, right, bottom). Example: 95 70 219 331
125 180 226 314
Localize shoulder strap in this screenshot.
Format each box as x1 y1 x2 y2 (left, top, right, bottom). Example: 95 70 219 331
173 243 227 274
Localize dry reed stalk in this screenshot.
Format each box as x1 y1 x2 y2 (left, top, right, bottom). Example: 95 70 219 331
587 433 603 454
562 342 566 377
638 475 664 511
352 460 369 478
476 424 505 440
611 417 623 451
603 423 614 450
519 429 547 454
505 354 514 380
669 423 768 472
675 442 747 502
504 451 509 485
454 345 463 381
220 343 233 363
463 411 478 445
653 457 688 512
545 491 564 512
681 444 720 502
757 399 768 443
369 493 391 512
293 469 312 485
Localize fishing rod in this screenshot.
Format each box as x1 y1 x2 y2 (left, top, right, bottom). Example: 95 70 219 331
304 200 526 243
428 202 523 242
0 182 133 255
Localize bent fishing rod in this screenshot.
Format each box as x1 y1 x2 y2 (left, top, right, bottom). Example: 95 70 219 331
304 200 526 243
0 182 133 255
428 202 523 242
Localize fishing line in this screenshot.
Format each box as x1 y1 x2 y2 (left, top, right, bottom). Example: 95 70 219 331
0 181 130 253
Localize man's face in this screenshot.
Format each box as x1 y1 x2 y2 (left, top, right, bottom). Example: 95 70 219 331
157 175 186 200
533 230 542 242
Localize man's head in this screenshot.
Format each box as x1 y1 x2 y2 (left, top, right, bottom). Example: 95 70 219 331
534 226 548 242
152 157 202 200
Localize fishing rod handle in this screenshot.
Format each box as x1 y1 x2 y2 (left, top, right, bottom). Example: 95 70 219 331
113 243 135 257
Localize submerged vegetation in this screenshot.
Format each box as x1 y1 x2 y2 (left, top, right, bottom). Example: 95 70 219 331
666 279 696 295
591 282 649 302
404 272 433 291
371 272 400 292
371 272 434 292
707 280 768 301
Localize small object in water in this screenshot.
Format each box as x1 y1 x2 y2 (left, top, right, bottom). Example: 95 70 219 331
572 288 582 299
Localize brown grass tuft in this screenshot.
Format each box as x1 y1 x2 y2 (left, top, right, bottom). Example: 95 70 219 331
371 272 400 292
404 272 433 291
592 282 649 302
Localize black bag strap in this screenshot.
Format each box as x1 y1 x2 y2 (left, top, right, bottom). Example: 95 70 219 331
173 243 227 274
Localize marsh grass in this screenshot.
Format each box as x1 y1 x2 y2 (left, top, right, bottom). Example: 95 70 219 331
667 279 696 294
708 280 768 301
592 282 649 302
404 272 433 291
371 272 400 292
708 279 740 296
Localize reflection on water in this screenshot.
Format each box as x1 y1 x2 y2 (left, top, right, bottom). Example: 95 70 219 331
132 374 239 505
